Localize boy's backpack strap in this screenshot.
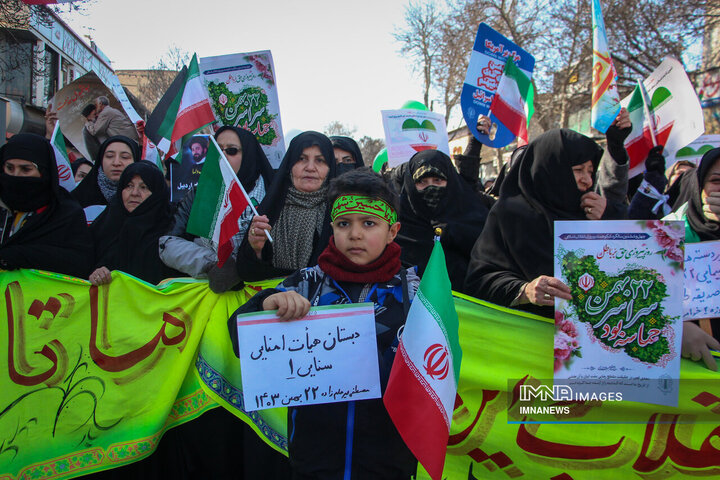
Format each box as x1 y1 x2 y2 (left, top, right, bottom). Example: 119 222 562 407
401 268 410 317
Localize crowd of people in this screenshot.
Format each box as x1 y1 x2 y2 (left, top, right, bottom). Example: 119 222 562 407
1 103 719 478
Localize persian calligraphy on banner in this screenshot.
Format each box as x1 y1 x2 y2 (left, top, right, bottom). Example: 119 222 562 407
236 303 381 410
2 270 719 480
553 220 685 406
199 51 285 168
381 109 450 168
684 240 720 320
460 23 534 148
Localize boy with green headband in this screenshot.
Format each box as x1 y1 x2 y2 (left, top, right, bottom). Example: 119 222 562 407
229 168 418 478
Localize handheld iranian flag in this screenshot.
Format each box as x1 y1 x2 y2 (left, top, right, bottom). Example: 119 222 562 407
185 137 255 267
384 240 462 480
489 57 534 146
50 122 76 192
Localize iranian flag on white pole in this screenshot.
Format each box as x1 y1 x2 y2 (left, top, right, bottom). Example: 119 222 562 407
141 135 163 171
50 122 76 192
489 57 534 146
384 240 462 480
185 137 252 267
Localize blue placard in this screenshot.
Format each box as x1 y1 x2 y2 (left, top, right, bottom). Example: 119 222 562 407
461 23 535 148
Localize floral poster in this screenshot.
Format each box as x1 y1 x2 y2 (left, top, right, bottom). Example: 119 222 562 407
199 51 285 167
553 220 685 406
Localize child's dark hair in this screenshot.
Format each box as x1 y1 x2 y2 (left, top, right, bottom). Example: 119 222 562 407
328 167 399 213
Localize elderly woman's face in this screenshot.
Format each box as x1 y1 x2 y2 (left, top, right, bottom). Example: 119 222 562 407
572 160 594 193
102 142 134 182
121 174 151 213
291 145 329 192
217 130 243 173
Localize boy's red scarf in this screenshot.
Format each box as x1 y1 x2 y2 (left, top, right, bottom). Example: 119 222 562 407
318 236 402 283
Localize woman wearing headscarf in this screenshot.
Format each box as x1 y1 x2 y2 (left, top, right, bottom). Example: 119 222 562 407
71 136 139 221
159 126 274 292
396 149 489 293
0 133 93 278
665 148 720 370
330 135 364 176
88 161 178 285
464 129 606 318
240 130 337 281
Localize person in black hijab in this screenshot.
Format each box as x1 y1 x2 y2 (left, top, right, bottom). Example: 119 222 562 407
159 126 275 292
330 135 364 176
240 131 337 281
0 133 93 278
71 135 140 214
464 129 605 318
396 149 489 293
89 161 178 285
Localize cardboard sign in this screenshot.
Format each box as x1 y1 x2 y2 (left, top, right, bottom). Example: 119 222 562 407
381 109 450 168
200 51 285 168
554 220 684 406
460 23 535 148
236 303 381 411
683 241 720 321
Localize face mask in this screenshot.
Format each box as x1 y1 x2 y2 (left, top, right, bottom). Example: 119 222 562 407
420 184 446 210
0 173 51 212
336 163 355 177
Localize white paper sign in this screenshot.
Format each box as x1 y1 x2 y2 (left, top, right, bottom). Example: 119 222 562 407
683 241 720 320
554 220 685 407
381 109 450 168
236 303 381 411
667 135 720 167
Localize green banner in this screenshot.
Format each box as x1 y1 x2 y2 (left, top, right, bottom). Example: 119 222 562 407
1 270 719 479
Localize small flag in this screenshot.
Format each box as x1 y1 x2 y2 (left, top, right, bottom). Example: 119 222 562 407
50 123 76 192
591 0 621 133
383 241 462 480
489 58 534 146
141 136 163 171
185 137 252 267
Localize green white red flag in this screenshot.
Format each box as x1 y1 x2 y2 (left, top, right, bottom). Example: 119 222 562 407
144 53 214 160
489 58 534 146
50 123 76 192
383 240 462 480
185 137 251 267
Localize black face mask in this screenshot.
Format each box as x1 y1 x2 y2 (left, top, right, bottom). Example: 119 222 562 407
336 163 355 177
0 173 51 212
419 184 446 210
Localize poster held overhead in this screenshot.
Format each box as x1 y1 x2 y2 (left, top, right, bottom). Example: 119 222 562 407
460 23 535 148
381 109 449 168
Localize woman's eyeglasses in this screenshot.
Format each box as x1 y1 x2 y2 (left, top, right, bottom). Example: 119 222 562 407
222 147 241 156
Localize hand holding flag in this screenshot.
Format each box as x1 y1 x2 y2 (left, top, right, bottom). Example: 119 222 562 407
186 136 269 268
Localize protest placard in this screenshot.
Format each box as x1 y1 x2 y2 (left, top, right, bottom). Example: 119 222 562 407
381 109 450 168
554 220 684 406
667 134 720 167
460 23 534 148
169 134 208 203
683 240 720 321
235 303 381 411
200 51 285 168
621 57 705 176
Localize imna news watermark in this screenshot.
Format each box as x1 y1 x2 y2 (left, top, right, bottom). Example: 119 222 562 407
517 384 623 416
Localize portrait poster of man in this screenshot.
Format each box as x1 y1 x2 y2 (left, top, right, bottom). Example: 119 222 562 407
169 135 209 203
51 72 139 162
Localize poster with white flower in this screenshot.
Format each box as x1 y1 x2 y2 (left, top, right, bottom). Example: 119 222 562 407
199 51 285 168
553 220 684 407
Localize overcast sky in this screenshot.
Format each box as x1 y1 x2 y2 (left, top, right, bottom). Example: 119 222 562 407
60 0 435 140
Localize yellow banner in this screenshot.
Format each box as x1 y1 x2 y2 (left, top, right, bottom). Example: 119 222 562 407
1 270 718 479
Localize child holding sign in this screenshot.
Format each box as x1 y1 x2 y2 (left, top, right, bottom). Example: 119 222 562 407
229 168 418 479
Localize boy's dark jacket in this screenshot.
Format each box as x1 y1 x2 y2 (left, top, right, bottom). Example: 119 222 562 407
229 261 419 479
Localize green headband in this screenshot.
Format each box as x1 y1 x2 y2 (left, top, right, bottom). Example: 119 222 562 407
331 195 397 225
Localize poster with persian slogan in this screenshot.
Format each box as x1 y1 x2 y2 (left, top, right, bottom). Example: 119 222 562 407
553 220 684 407
200 51 285 167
